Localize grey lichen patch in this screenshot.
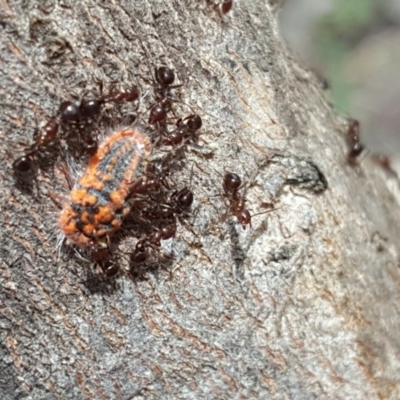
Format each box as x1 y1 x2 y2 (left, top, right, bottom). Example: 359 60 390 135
270 154 328 193
268 243 298 262
44 35 71 60
29 17 72 62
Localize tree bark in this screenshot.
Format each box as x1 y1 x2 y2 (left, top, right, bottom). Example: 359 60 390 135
1 1 400 399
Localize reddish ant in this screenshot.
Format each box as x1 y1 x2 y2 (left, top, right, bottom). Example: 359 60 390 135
140 187 193 221
346 118 364 164
141 160 195 223
222 172 251 228
12 117 59 184
162 114 202 146
205 0 233 16
59 85 140 122
148 66 182 125
372 154 398 178
221 172 274 229
130 222 177 265
129 158 173 205
221 0 233 14
91 247 120 278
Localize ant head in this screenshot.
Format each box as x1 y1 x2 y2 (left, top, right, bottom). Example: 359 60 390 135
12 155 37 183
223 172 241 193
177 188 194 210
184 114 202 132
59 101 80 122
156 66 175 86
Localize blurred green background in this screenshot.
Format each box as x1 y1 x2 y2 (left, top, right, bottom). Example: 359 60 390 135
279 0 400 158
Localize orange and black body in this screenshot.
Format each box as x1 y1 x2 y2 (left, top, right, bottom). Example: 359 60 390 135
59 127 151 248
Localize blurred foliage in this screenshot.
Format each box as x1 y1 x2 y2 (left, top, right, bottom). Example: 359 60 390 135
315 0 386 110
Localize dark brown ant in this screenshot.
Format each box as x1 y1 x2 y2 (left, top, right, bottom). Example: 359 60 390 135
372 154 398 178
141 187 194 223
223 171 241 193
172 187 194 213
130 222 177 264
30 118 59 151
346 118 364 164
221 0 233 14
222 172 251 228
60 85 140 122
184 114 202 131
83 138 98 156
148 66 181 125
149 103 168 125
129 158 172 203
91 247 120 278
101 262 120 278
162 114 202 146
101 86 140 104
222 172 274 229
12 155 38 184
12 117 59 184
59 101 81 122
79 99 103 119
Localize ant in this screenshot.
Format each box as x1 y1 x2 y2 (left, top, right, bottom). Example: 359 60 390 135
59 85 140 122
128 158 173 205
206 0 233 16
148 66 182 125
162 114 202 146
130 221 177 265
221 0 233 14
346 118 364 164
141 160 196 223
141 187 193 221
12 117 59 184
372 154 398 178
29 118 59 152
221 172 274 229
91 247 120 278
223 172 251 228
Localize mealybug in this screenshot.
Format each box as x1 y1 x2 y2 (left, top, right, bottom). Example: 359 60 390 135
59 126 151 249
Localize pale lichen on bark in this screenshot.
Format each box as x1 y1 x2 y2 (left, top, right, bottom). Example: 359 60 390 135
1 1 400 399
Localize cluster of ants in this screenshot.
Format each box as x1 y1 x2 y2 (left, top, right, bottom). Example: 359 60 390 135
11 83 141 183
11 64 256 280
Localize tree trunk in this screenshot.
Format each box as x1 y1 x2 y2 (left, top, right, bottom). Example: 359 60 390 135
1 1 400 399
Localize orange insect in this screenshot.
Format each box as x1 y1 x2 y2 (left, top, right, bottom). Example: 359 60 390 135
59 127 151 249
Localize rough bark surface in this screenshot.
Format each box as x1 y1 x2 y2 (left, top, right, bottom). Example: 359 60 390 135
1 1 400 399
